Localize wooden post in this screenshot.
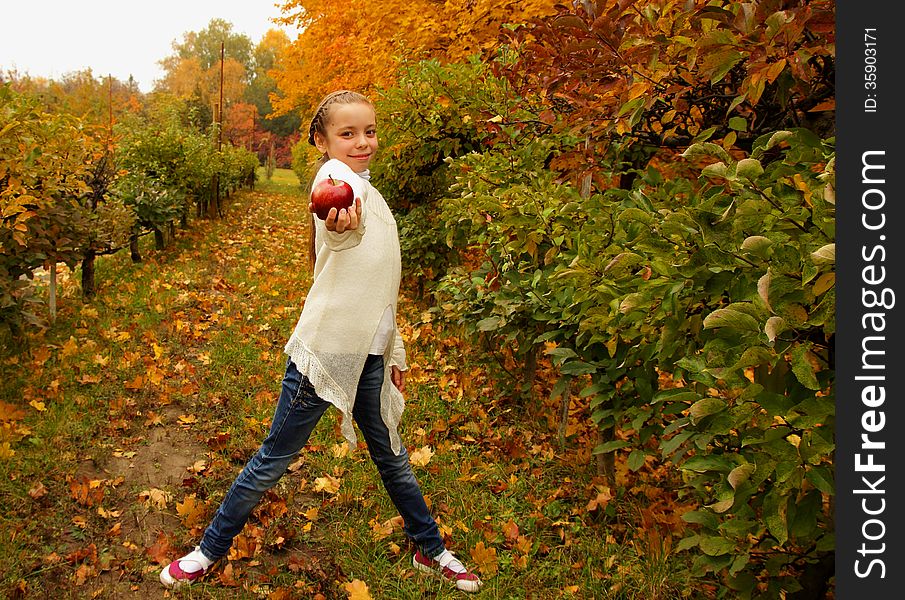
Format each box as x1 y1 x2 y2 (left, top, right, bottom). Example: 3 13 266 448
214 40 224 218
48 263 57 322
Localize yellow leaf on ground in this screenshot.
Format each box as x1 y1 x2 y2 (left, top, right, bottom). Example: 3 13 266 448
176 494 206 527
409 445 434 467
344 579 372 600
61 336 79 358
139 488 170 510
29 400 46 412
314 474 341 494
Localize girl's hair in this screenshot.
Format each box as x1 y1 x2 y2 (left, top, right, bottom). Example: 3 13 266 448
306 90 374 270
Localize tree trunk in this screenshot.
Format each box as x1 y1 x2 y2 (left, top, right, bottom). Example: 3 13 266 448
597 427 616 485
81 251 96 299
523 345 539 408
130 232 142 262
168 222 176 246
153 227 165 250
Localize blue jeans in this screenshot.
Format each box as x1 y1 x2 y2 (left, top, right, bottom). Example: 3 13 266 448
198 354 445 560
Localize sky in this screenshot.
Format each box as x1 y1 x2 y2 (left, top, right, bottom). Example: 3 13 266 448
1 1 298 93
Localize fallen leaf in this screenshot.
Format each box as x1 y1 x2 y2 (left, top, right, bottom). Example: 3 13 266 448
219 562 239 586
344 579 372 600
503 519 519 543
409 445 434 467
139 488 170 510
28 481 47 499
61 336 79 358
587 487 613 512
314 475 341 494
470 541 499 577
145 531 173 565
123 375 143 390
145 410 163 427
187 459 207 474
29 400 46 412
176 494 206 527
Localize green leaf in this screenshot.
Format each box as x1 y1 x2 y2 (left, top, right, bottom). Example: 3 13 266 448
476 316 501 331
683 455 734 473
661 430 693 456
728 463 756 489
728 117 747 132
765 316 786 344
692 126 719 144
757 270 772 312
676 534 700 552
689 397 726 421
703 308 760 331
741 235 772 255
627 450 646 471
707 498 735 513
735 158 764 179
593 440 631 454
731 346 773 371
682 510 720 529
810 244 835 264
790 344 821 390
702 162 728 178
763 490 788 545
805 466 834 495
699 535 735 556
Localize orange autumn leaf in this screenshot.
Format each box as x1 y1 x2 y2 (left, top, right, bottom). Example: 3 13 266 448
123 375 143 390
503 519 519 544
587 487 613 512
470 541 498 577
219 561 240 586
145 531 173 565
176 494 206 527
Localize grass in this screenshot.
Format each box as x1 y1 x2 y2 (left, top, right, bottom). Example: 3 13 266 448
0 176 695 599
255 166 304 196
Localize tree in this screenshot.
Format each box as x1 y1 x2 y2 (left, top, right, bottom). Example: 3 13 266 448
270 0 559 115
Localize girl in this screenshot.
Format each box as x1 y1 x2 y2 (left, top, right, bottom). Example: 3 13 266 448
159 90 482 593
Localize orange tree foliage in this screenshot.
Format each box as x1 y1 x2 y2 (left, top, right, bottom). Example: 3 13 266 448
500 0 835 188
270 0 560 115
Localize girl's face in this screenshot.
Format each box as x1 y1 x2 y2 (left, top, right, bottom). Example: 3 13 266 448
314 102 378 173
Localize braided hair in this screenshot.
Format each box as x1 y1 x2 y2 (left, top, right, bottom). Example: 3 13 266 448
307 90 373 147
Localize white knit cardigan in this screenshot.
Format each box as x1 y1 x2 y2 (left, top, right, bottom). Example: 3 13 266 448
284 159 408 455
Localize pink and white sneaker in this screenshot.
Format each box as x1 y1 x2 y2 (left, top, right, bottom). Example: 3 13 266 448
413 549 482 593
159 547 214 588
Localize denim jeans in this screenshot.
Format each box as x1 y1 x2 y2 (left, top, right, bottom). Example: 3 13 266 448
198 354 445 560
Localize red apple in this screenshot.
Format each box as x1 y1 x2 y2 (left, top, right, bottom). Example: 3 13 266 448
311 175 354 220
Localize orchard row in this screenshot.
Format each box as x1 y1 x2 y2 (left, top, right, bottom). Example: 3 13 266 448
1 88 258 332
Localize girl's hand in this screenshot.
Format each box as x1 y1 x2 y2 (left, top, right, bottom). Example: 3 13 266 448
313 197 362 233
390 365 406 393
